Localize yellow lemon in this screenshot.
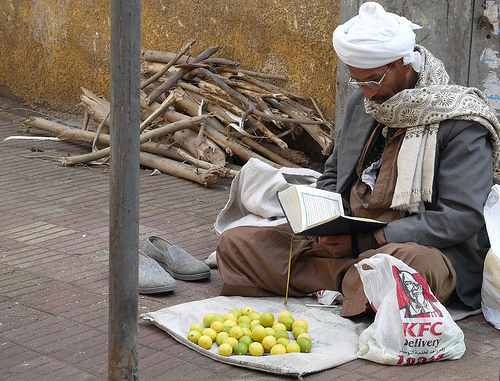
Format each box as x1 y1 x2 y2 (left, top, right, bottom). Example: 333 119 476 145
242 327 252 337
241 306 254 316
229 308 242 319
202 328 217 341
251 325 266 342
237 315 252 325
292 326 307 340
233 342 248 355
286 342 301 353
223 319 237 328
198 335 213 349
248 311 261 321
278 310 293 322
259 312 275 327
292 319 308 331
223 336 239 348
210 321 224 333
190 323 205 333
264 327 275 337
272 323 287 332
261 335 277 352
297 332 312 342
297 337 312 353
251 323 264 332
229 326 244 340
203 313 215 327
248 341 264 356
216 331 230 345
218 343 233 357
270 343 286 355
281 316 295 331
250 320 261 329
187 330 202 344
224 312 238 322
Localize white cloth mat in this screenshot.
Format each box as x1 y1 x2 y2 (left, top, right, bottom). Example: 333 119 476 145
142 295 367 378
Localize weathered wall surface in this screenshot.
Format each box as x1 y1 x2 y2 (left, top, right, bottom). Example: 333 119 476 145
0 0 339 117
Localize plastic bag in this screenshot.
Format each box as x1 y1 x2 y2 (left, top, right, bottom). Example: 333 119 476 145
481 184 500 329
355 254 465 365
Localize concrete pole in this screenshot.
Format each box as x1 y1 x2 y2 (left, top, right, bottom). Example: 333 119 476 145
108 0 141 378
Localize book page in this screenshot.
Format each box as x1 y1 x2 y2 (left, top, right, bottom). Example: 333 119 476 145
300 191 343 228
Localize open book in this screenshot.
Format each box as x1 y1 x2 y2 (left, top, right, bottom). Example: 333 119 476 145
277 185 387 236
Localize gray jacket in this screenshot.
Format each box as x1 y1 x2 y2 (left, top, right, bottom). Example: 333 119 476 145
317 89 493 309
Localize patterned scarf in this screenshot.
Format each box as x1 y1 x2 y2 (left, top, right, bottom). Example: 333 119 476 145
365 45 500 213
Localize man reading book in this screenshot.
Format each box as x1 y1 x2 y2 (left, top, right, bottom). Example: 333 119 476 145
216 2 500 317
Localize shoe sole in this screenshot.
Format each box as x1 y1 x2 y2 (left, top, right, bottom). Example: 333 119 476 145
156 262 211 281
139 284 177 294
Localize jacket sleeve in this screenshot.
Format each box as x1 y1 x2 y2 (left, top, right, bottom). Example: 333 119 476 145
383 119 493 248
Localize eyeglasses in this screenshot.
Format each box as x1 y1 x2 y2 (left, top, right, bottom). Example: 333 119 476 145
348 62 395 89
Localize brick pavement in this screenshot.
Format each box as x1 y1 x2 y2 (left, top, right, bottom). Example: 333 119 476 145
0 97 499 380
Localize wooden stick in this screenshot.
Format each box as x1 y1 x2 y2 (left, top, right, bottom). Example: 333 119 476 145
140 92 176 132
172 128 226 166
141 39 196 89
217 67 287 80
141 143 238 177
26 115 207 165
267 98 334 155
193 68 326 126
147 46 221 105
143 50 240 67
167 96 297 168
139 152 221 188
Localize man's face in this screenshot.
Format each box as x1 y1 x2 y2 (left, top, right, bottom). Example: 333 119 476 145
400 272 424 303
347 60 412 104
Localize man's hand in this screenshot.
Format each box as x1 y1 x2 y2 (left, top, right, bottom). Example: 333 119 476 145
317 235 353 258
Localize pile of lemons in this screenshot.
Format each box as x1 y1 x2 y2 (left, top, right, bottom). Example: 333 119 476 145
186 306 312 357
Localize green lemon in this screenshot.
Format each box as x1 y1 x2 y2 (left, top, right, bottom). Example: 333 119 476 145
233 342 248 355
259 312 275 327
281 316 295 331
229 308 242 319
292 326 307 340
297 337 312 353
276 337 290 347
239 335 253 347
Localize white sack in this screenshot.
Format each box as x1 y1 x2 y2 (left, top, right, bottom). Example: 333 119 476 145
482 184 500 329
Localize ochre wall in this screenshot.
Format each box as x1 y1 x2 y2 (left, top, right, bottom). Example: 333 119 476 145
0 0 339 118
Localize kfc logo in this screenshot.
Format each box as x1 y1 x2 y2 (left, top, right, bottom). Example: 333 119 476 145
393 267 443 318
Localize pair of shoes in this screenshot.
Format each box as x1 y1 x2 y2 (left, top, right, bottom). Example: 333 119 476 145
139 251 177 294
144 236 211 280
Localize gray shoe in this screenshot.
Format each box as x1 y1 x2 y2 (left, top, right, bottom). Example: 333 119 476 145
144 236 211 281
139 251 177 294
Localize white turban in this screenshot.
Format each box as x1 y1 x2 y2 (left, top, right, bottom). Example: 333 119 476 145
333 2 422 70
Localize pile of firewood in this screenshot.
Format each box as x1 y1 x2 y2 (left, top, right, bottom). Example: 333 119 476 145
26 41 334 187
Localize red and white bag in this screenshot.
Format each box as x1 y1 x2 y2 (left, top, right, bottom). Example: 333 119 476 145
355 253 465 365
